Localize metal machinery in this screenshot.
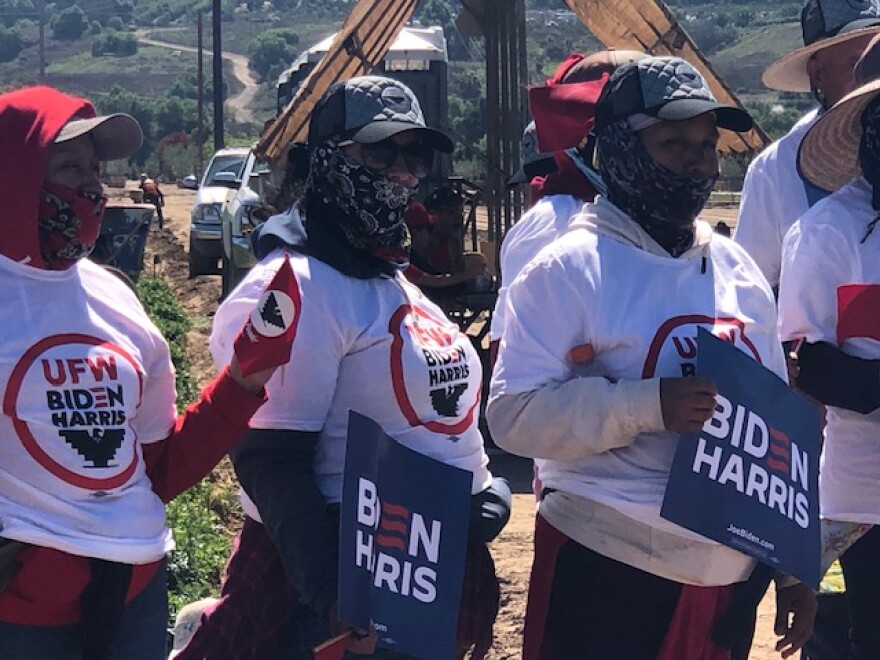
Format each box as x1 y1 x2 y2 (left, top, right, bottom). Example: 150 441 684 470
457 0 529 245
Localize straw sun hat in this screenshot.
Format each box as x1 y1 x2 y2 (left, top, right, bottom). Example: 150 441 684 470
763 0 880 93
798 77 880 191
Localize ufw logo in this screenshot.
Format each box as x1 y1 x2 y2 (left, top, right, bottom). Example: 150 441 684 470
356 477 441 603
694 394 811 529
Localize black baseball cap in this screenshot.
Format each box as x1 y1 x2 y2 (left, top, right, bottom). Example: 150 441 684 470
425 186 463 211
595 57 753 133
308 75 454 153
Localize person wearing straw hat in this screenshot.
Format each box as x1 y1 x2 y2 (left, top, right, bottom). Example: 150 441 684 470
489 56 817 660
779 74 880 660
855 30 880 85
735 0 880 290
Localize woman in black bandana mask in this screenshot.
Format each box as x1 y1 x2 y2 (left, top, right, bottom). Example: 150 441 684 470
596 113 719 257
185 77 512 660
488 57 817 660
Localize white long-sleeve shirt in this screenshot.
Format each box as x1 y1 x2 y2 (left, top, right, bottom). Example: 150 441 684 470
489 196 785 585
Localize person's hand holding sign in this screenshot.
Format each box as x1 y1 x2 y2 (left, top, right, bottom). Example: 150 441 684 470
660 377 719 433
229 258 300 395
325 600 378 655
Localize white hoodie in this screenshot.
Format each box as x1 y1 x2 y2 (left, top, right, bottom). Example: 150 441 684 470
488 195 784 586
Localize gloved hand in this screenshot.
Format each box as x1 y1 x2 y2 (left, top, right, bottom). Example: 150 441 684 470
468 477 512 543
233 257 300 379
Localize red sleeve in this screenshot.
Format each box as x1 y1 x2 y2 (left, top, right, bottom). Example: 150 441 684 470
142 365 267 503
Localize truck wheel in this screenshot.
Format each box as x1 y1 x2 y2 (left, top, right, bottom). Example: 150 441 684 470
221 256 247 299
188 237 217 278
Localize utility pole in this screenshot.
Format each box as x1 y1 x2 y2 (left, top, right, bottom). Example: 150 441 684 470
212 0 224 151
197 9 205 177
37 0 46 82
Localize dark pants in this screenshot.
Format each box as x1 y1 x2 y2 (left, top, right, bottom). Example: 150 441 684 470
144 194 164 228
801 593 853 660
839 525 880 659
528 521 680 659
0 559 167 660
524 515 756 660
176 518 414 660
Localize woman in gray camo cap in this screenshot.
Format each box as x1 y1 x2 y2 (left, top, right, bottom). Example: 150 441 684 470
487 56 817 659
176 75 511 660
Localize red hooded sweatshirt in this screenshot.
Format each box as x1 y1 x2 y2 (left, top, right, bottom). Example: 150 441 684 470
0 86 266 627
0 86 98 267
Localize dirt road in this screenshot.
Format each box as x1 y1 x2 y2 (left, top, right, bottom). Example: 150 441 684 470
142 186 787 660
136 30 260 125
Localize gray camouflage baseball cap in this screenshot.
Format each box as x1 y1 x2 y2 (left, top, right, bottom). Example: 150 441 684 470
595 57 753 133
308 75 454 153
508 121 556 185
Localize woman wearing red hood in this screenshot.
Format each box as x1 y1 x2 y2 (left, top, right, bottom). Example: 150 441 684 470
0 86 276 659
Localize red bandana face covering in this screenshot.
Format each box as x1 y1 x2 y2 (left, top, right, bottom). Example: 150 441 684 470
38 181 107 269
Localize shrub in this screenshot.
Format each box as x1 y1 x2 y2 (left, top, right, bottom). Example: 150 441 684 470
247 28 300 81
136 277 236 623
0 26 22 63
52 5 89 41
136 277 196 405
91 30 138 57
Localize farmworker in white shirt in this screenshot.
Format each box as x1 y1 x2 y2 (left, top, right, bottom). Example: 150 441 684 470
491 50 646 360
734 0 880 290
780 72 880 660
488 57 817 660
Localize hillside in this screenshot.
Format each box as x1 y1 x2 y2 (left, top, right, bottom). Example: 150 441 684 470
0 0 812 174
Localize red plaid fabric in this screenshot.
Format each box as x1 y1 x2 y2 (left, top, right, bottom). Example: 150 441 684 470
174 517 301 660
456 542 500 660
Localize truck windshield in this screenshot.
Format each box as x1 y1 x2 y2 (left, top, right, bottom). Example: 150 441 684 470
204 155 246 186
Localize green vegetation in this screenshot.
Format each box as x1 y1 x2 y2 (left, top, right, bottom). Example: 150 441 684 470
136 277 238 622
165 476 239 621
52 5 89 41
0 24 21 61
0 0 821 175
91 29 137 56
247 27 299 81
136 277 196 405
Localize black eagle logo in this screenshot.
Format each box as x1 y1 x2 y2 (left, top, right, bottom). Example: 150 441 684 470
60 429 126 468
260 292 286 331
430 384 468 417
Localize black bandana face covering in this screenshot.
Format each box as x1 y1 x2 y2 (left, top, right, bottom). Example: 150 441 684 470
597 119 718 257
306 142 414 266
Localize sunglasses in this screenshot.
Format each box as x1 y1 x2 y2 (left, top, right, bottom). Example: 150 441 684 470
358 138 436 179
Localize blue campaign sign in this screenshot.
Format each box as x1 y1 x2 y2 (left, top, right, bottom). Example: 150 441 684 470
339 412 472 660
661 329 822 587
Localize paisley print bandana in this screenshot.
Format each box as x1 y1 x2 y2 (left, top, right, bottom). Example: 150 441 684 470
306 141 414 266
38 181 107 269
597 119 718 257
